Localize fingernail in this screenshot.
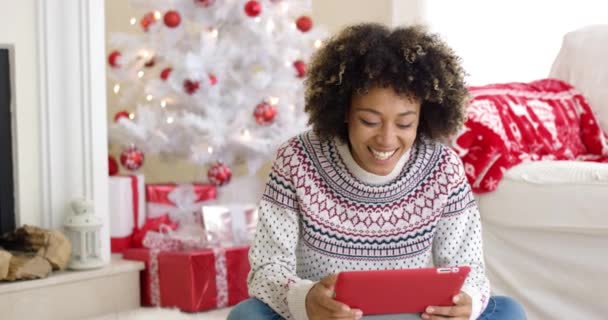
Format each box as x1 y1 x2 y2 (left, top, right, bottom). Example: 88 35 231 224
426 307 434 313
421 314 429 319
354 310 363 319
342 305 351 312
454 295 460 303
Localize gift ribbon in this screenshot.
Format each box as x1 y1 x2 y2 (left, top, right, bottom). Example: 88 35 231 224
147 184 209 225
213 248 228 308
130 175 140 237
131 214 178 248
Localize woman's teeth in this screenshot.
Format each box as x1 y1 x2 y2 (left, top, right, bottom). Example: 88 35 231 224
370 148 396 160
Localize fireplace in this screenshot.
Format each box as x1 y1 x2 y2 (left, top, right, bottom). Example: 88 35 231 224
0 47 15 234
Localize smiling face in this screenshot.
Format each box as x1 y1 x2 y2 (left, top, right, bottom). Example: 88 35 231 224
346 86 421 176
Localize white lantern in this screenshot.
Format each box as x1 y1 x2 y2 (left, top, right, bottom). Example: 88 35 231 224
64 198 105 270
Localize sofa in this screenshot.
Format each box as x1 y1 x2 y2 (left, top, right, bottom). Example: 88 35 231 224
453 25 608 320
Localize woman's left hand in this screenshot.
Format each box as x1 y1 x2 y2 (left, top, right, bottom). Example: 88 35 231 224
421 291 472 320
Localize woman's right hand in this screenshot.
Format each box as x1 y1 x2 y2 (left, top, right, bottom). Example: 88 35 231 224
305 274 363 320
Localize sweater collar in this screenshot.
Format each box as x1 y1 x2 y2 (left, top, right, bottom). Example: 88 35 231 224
334 137 412 185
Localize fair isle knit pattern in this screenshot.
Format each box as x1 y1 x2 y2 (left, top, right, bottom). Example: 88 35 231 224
248 130 491 320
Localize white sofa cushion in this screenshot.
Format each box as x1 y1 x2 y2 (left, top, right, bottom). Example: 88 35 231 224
476 160 608 320
550 24 608 132
478 160 608 227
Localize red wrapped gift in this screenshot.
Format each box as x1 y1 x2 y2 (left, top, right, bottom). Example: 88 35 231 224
146 183 217 225
109 174 146 252
123 246 250 311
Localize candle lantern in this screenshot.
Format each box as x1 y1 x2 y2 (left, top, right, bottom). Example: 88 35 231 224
64 198 105 270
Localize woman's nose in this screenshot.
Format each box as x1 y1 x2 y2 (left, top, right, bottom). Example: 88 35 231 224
376 125 397 146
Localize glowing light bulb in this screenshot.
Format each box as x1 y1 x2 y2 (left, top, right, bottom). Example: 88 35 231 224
160 100 167 108
314 40 322 49
242 129 251 141
146 95 153 101
207 146 213 154
266 20 275 32
254 17 261 23
113 84 120 94
128 113 135 120
210 29 218 38
130 18 137 25
137 70 145 78
153 11 161 20
269 97 279 105
166 116 174 124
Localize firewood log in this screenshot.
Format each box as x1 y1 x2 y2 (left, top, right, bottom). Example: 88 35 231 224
5 253 52 281
0 225 71 270
0 225 49 252
0 249 11 280
39 230 71 270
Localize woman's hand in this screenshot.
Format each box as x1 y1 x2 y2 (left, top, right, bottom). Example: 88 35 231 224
422 291 472 320
305 274 363 320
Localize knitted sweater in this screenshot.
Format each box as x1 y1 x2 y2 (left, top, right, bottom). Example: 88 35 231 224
248 130 491 320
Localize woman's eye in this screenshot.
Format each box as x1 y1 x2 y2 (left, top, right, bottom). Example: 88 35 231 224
360 119 379 126
397 124 412 129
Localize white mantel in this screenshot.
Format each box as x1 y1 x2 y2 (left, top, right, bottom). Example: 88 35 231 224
1 0 110 262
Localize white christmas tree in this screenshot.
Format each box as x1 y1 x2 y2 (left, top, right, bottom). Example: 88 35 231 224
107 0 326 186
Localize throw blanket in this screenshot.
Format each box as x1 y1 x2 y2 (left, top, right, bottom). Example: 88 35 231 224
452 79 608 193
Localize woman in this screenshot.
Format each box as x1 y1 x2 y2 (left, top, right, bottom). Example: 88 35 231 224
228 23 526 320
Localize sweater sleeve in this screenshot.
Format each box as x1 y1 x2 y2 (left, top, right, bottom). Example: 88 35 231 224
432 149 491 320
247 141 313 320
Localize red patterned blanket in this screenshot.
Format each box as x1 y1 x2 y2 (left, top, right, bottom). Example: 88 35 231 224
452 79 608 193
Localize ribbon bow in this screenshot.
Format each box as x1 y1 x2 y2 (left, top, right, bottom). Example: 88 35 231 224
147 184 206 226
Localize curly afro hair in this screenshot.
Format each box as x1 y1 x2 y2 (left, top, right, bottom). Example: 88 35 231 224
304 23 469 143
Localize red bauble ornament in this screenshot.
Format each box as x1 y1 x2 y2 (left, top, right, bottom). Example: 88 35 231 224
108 155 119 176
160 67 172 80
184 79 200 95
114 110 131 122
207 162 232 186
254 102 278 125
296 16 313 32
163 10 181 28
140 12 157 31
194 0 215 7
244 0 262 17
293 60 306 78
208 74 217 86
120 146 145 171
108 50 121 68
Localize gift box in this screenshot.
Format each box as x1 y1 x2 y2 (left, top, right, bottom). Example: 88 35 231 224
109 174 146 252
146 183 217 223
202 205 258 246
123 246 250 311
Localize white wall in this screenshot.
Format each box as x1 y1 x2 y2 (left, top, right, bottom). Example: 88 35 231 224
312 0 423 34
0 0 41 227
423 0 608 85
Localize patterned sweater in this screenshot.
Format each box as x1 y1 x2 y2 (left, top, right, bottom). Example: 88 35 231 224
248 130 490 320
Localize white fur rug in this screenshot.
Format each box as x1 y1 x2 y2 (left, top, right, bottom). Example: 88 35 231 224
87 307 231 320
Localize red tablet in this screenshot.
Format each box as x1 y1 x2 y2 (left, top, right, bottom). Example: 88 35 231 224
334 266 470 315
